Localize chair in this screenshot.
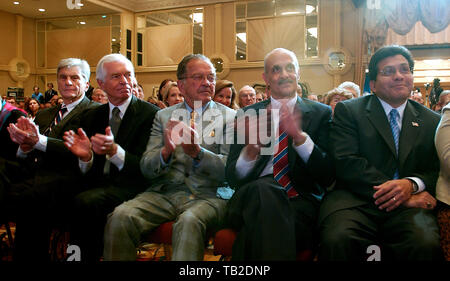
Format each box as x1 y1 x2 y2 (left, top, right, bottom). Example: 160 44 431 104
141 221 174 260
213 228 315 261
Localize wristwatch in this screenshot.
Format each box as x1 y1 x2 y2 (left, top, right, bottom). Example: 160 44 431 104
408 179 419 194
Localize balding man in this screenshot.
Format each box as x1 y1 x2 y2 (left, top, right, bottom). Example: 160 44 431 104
238 85 257 108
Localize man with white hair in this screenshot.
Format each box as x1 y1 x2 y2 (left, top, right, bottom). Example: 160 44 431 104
63 53 159 261
238 85 257 108
338 81 361 98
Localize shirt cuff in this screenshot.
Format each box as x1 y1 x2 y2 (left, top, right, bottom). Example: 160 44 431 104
108 144 125 171
235 146 257 179
292 134 314 163
79 153 94 174
406 177 425 194
33 134 48 152
16 146 30 158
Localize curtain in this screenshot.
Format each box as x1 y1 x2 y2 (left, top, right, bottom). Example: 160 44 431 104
145 24 192 67
386 20 450 46
247 16 304 62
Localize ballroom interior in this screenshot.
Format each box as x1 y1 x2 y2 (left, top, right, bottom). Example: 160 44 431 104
0 0 449 105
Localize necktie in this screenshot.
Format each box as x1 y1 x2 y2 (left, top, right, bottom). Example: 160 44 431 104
273 128 299 198
190 110 198 129
45 105 67 136
110 107 121 136
389 108 400 179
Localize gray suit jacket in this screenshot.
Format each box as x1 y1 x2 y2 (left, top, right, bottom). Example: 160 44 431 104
140 101 236 197
436 104 450 205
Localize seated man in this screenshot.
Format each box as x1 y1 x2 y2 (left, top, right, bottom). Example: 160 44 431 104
318 45 442 261
5 58 99 260
103 54 236 261
225 48 334 260
63 53 159 262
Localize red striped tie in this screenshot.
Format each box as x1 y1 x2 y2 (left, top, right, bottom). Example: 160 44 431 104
273 128 299 198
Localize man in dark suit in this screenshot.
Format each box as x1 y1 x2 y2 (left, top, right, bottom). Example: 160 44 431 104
225 48 334 260
64 53 159 262
318 45 442 261
44 82 58 103
6 58 99 260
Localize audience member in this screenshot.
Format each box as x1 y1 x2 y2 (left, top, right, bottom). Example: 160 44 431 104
103 53 235 261
24 98 40 121
5 58 99 261
435 102 450 261
158 78 174 102
225 48 334 260
31 85 44 104
307 94 319 102
253 84 267 101
131 77 145 100
434 90 450 114
337 81 361 98
6 97 17 107
214 79 238 109
325 88 353 115
410 90 425 105
44 82 58 103
161 80 184 107
319 45 442 261
238 85 256 108
91 88 108 104
63 53 159 262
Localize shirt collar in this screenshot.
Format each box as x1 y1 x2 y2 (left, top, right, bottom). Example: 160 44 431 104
109 95 132 119
270 96 298 113
377 96 407 121
63 93 85 113
184 101 211 115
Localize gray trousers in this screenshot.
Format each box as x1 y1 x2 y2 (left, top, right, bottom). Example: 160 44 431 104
103 188 226 261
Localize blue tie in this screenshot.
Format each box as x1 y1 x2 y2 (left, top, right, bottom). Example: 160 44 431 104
389 109 400 179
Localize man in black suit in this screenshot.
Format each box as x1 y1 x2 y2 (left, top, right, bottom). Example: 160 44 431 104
6 58 99 260
44 82 58 103
318 45 442 261
225 48 334 260
64 53 159 262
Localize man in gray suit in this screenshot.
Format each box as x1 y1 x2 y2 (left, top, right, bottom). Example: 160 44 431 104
103 54 236 261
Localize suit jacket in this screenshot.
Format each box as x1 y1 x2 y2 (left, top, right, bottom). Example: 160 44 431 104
225 97 334 198
140 101 236 197
435 105 450 205
25 96 99 175
319 95 440 223
80 96 159 189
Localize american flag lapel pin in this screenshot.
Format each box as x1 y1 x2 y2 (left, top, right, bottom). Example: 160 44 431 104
412 122 419 127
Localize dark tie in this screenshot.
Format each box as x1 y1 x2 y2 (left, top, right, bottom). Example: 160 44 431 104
389 108 400 179
109 107 121 136
44 105 67 136
273 128 299 198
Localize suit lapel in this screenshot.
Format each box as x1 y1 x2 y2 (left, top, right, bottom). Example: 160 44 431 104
115 96 137 145
366 96 397 157
398 101 420 167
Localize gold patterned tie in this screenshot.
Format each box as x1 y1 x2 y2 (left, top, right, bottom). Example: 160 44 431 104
190 110 198 129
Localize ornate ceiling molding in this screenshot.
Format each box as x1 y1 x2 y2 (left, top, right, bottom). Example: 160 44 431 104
95 0 235 12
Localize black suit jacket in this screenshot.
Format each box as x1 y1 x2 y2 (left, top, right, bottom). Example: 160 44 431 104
226 97 334 197
319 95 440 223
80 96 159 189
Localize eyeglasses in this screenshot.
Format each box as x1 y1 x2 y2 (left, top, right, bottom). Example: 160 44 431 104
184 73 216 83
379 64 412 77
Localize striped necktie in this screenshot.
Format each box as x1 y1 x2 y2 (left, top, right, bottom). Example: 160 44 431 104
45 105 67 136
273 128 299 198
389 108 400 179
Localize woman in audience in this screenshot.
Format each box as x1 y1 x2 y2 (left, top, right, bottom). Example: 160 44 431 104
325 88 353 114
24 97 40 121
214 80 238 110
435 101 450 260
161 81 184 107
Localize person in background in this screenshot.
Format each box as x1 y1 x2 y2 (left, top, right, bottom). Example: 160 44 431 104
24 98 40 121
91 88 108 104
325 88 354 115
44 82 58 104
307 94 319 102
435 101 450 261
214 80 238 109
161 80 184 107
434 90 450 114
410 90 425 105
31 85 44 104
238 85 256 108
337 81 361 98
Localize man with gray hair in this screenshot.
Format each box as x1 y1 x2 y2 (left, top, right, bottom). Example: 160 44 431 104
5 57 99 260
238 85 257 108
338 81 361 98
63 53 159 261
102 53 235 261
435 90 450 113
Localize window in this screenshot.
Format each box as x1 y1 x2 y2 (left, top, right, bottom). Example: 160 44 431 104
136 8 203 67
235 0 319 61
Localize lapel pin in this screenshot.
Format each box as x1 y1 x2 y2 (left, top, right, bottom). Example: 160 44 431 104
412 122 419 127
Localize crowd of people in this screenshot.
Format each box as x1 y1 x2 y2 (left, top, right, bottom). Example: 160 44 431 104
0 44 449 262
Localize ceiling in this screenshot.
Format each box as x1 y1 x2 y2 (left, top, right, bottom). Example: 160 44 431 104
0 0 234 19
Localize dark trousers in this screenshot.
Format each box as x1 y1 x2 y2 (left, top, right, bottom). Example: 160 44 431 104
69 184 144 262
318 204 443 261
226 176 319 261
